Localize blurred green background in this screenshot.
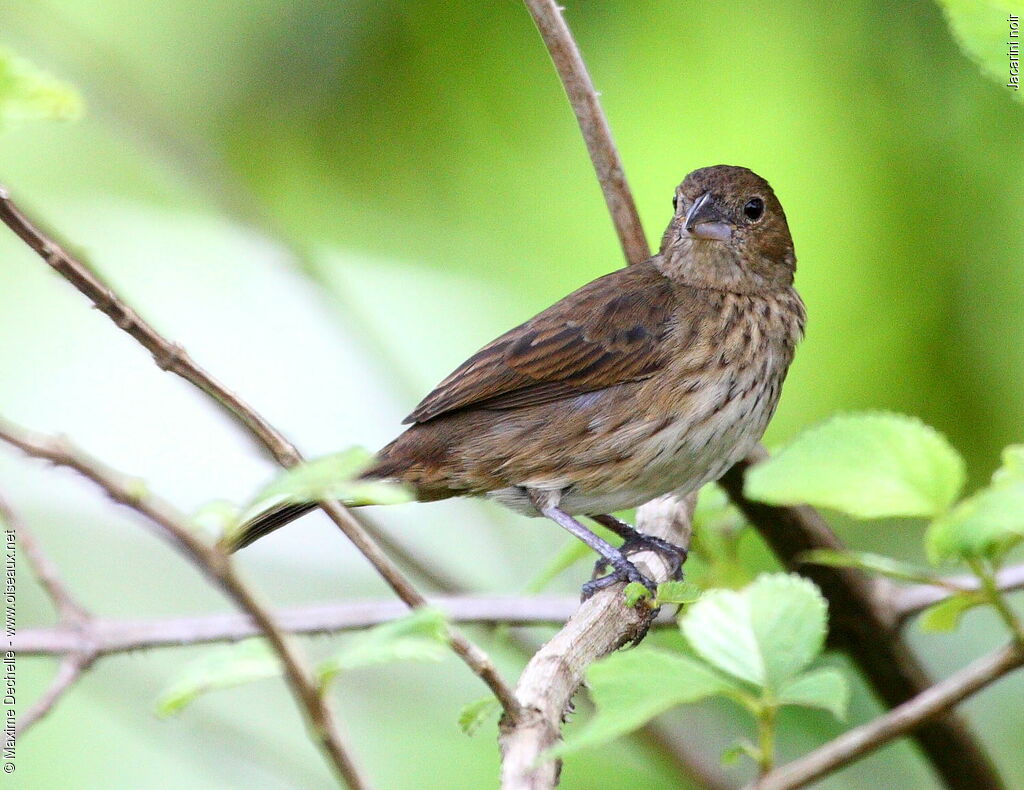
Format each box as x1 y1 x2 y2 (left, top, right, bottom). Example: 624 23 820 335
1 1 1022 788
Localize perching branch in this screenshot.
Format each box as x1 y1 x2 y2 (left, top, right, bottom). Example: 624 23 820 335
520 5 1004 787
0 184 519 721
0 417 373 790
499 493 695 790
749 643 1024 790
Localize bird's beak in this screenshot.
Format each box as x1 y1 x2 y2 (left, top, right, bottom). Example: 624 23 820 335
683 192 733 242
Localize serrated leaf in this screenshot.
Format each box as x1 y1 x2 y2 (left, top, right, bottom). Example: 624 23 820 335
745 413 965 519
799 549 943 585
318 608 449 684
935 0 1023 103
458 696 501 736
624 582 653 607
550 648 739 756
240 447 413 524
156 639 279 717
655 581 702 606
681 574 828 689
778 668 849 719
0 47 83 123
925 481 1024 563
919 593 984 632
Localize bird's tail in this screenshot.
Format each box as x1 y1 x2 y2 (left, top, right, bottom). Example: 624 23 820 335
226 502 321 551
228 428 462 551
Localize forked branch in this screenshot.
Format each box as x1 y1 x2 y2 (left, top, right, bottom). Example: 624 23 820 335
0 417 372 789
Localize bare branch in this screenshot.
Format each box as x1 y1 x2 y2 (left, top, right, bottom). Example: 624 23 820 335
749 644 1024 790
0 417 372 790
12 595 597 655
522 0 649 266
499 493 695 790
0 184 519 721
894 564 1024 623
0 189 299 467
720 450 1004 790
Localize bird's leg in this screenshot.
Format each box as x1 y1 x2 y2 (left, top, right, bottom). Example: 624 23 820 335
590 514 687 581
528 491 655 599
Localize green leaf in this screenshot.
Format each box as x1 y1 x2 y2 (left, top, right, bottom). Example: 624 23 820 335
799 549 943 585
317 608 449 684
240 447 413 523
935 0 1023 103
925 481 1024 563
778 668 849 719
745 413 965 519
458 696 502 736
624 582 653 607
681 574 828 689
551 648 739 756
156 639 279 717
655 581 702 606
0 47 83 123
919 593 985 632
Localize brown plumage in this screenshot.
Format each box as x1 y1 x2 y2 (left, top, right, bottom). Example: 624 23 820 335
234 165 805 593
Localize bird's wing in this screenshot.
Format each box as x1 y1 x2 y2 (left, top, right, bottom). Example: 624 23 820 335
404 262 678 424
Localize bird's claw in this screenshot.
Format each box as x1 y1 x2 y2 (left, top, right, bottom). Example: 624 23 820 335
621 533 687 580
581 558 657 601
589 534 687 589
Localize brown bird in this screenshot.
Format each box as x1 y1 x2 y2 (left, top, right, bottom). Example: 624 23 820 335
233 165 805 596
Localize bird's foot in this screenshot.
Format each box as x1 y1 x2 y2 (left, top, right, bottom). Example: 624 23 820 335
581 555 657 601
589 514 688 588
620 532 687 580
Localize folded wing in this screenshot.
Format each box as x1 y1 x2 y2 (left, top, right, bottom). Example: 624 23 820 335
404 262 678 424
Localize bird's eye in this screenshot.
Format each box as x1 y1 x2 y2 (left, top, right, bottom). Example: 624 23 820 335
743 198 764 221
672 194 679 212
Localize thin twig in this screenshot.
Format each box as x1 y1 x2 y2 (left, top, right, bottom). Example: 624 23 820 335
0 417 372 790
0 494 89 623
894 564 1024 624
749 643 1024 790
0 190 298 467
0 185 519 720
499 493 695 790
522 0 649 267
0 494 97 734
11 595 635 655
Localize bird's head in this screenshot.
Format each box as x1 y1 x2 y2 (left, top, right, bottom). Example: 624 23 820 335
659 165 796 293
